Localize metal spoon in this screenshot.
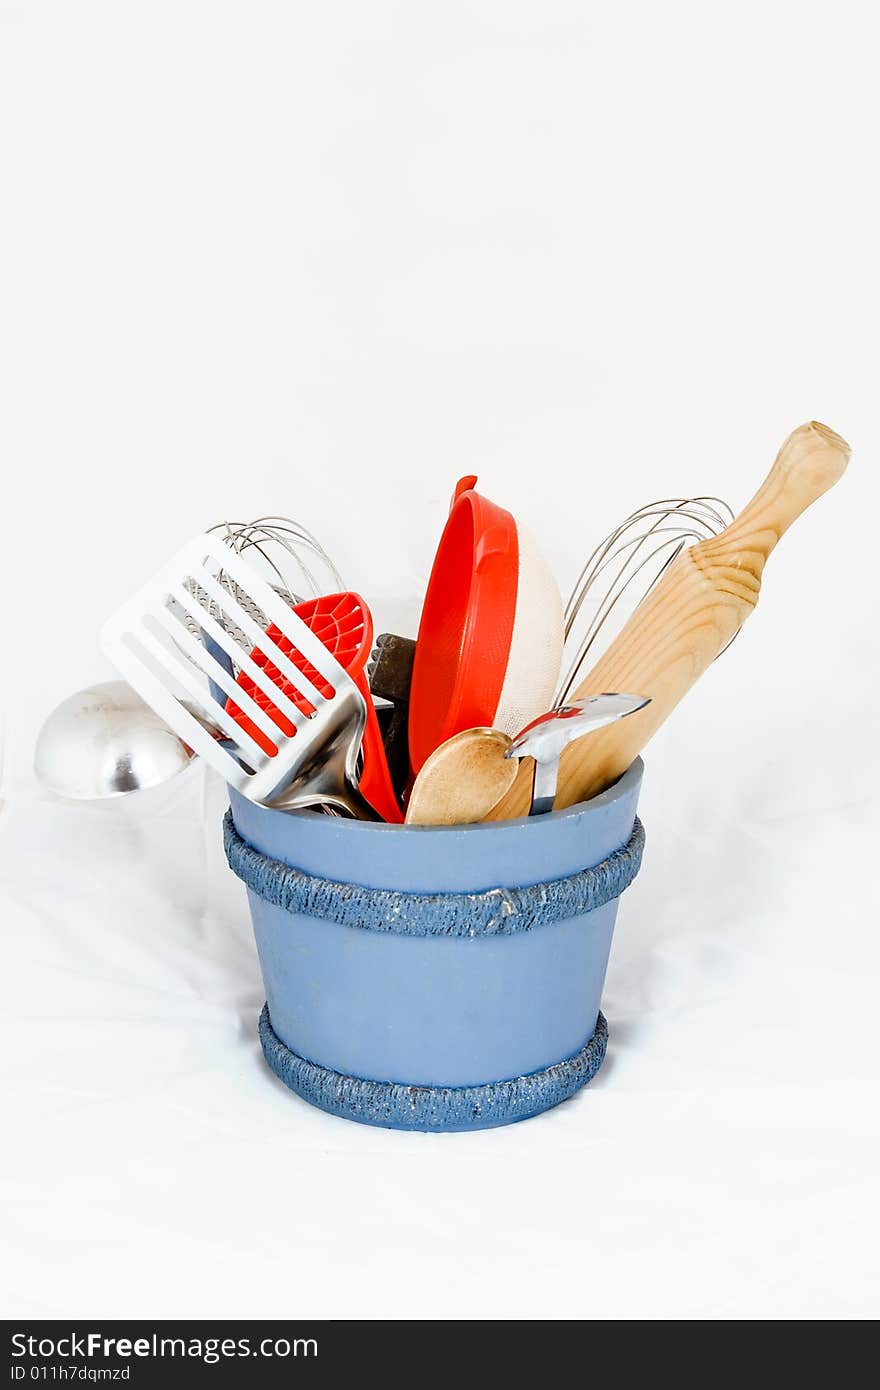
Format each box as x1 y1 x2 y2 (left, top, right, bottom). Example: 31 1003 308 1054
506 694 651 815
34 680 216 800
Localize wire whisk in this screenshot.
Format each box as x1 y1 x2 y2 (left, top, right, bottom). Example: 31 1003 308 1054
174 517 345 660
208 516 345 606
557 496 735 705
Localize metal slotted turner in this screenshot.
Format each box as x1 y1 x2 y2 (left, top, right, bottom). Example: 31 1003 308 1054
100 533 376 817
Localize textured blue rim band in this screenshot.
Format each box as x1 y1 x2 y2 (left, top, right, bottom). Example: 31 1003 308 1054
225 810 644 937
258 1004 609 1131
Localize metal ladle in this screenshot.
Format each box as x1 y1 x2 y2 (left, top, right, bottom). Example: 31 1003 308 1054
506 694 651 815
34 680 215 800
33 681 374 818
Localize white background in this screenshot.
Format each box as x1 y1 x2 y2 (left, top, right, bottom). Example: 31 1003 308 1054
2 0 879 1319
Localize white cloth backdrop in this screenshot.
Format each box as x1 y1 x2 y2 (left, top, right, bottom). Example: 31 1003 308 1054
1 1 878 1320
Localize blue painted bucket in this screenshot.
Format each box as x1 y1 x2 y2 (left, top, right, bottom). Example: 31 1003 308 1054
223 758 644 1131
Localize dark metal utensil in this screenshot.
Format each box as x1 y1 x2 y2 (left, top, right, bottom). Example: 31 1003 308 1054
367 632 416 799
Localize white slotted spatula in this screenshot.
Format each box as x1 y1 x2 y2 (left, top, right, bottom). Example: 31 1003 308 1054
100 533 375 817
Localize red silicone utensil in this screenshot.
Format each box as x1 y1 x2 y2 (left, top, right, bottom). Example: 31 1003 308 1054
226 592 402 822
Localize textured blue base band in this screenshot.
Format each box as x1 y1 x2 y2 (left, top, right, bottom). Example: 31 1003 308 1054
258 1005 609 1132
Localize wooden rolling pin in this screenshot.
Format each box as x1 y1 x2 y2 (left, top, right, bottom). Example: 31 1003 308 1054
486 421 851 819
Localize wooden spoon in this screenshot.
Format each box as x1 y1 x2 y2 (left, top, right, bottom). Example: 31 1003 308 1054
486 420 851 819
405 727 518 826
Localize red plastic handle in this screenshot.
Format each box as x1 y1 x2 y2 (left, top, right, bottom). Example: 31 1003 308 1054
475 524 514 569
451 475 479 511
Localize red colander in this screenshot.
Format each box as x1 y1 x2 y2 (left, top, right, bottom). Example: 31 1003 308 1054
226 592 402 822
408 477 563 774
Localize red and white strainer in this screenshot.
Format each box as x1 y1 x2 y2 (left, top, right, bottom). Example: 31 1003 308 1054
408 477 563 774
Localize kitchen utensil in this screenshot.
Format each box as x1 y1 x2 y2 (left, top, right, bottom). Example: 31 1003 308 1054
226 592 402 822
506 694 651 815
35 681 197 800
196 516 345 702
407 476 563 773
558 495 735 703
367 632 416 799
487 421 851 818
34 680 214 800
100 534 378 817
206 515 345 605
404 727 517 826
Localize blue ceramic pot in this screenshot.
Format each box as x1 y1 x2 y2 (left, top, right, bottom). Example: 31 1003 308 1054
224 758 644 1131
